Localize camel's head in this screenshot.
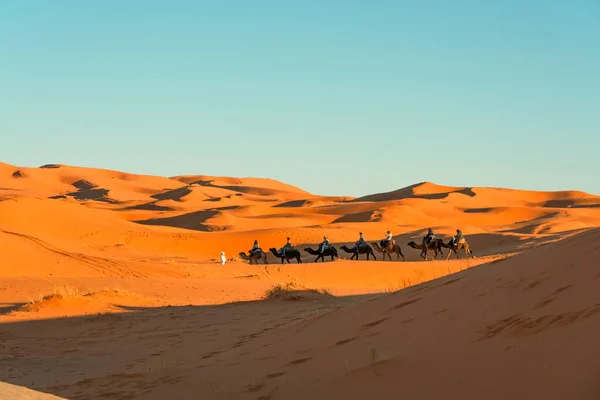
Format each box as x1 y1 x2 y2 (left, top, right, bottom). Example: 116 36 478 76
407 241 418 249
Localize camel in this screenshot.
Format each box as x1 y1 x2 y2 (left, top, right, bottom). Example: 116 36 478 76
269 247 302 263
444 238 475 260
304 246 338 262
340 244 376 260
238 250 268 265
407 239 445 260
371 241 405 261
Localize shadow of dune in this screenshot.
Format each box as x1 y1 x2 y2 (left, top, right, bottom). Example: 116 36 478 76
11 170 27 178
331 211 377 223
66 188 117 203
135 210 220 231
71 179 96 190
151 186 192 201
175 178 291 197
463 207 494 213
351 184 476 202
56 179 119 203
0 291 379 398
133 208 236 231
0 302 26 315
203 193 243 203
273 199 312 208
210 185 280 196
542 199 600 208
118 202 177 212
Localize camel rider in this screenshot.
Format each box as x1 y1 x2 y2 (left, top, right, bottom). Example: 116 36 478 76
250 240 261 255
279 237 293 255
380 230 393 248
353 232 366 252
319 236 331 253
452 229 464 245
423 228 435 246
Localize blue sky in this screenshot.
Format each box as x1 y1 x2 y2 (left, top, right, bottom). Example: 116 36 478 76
1 1 598 196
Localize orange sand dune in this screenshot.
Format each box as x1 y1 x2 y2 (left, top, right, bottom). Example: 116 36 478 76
1 229 598 399
171 174 312 195
1 162 599 399
0 382 65 399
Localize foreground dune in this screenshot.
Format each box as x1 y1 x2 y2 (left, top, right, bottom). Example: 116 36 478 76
2 228 599 399
1 162 599 399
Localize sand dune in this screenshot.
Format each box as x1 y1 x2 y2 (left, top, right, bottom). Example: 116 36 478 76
1 162 599 399
0 382 65 399
1 229 598 399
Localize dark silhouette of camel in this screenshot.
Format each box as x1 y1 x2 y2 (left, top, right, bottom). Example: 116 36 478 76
371 241 405 261
445 238 475 260
269 248 302 264
407 239 445 260
340 244 376 260
304 246 338 262
238 250 268 265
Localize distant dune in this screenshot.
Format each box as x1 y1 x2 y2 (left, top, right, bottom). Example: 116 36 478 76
1 161 599 399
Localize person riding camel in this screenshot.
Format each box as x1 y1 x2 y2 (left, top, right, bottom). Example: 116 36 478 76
423 228 435 247
319 236 331 254
353 232 366 252
380 230 393 248
452 229 464 245
279 237 293 256
249 239 261 255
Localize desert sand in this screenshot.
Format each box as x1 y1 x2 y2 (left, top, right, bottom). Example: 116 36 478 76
1 162 599 399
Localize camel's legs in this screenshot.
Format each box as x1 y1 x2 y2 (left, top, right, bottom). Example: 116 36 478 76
397 250 404 261
468 247 475 258
449 246 459 260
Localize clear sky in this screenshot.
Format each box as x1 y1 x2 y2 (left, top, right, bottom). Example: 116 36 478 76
1 1 598 196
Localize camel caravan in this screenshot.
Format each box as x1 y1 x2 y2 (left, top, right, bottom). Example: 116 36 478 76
238 228 475 264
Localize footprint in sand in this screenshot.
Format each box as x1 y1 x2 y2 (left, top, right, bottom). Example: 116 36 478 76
362 317 389 329
265 371 287 379
286 357 312 366
333 336 359 346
